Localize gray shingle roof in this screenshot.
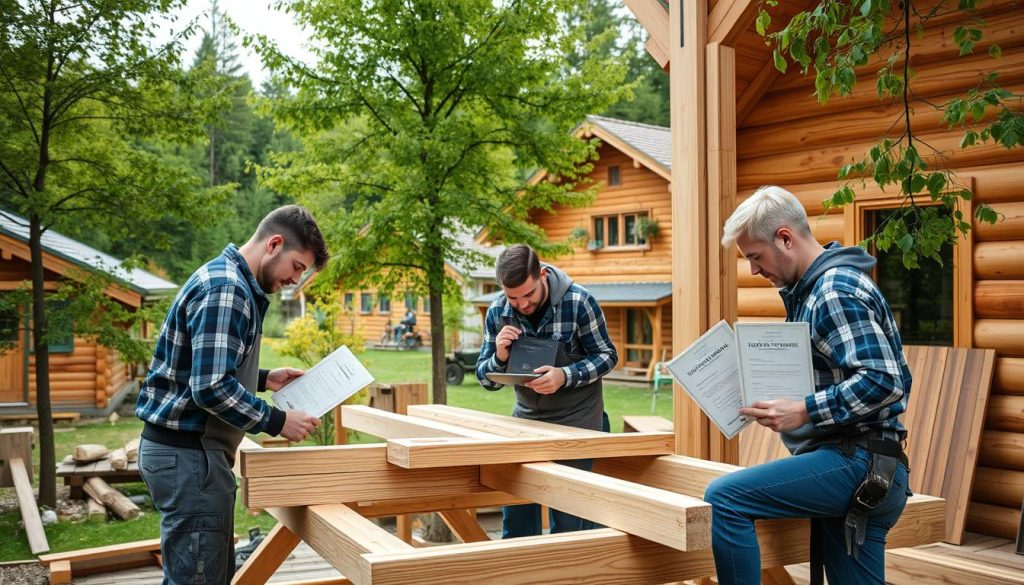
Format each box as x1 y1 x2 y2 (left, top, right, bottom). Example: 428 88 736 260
448 226 505 280
0 210 177 299
586 115 671 171
471 281 671 305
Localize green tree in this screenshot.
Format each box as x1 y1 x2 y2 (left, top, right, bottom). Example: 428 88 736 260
757 0 1015 267
252 0 633 405
0 0 225 507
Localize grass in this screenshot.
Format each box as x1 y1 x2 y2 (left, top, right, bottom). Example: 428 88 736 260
0 346 672 561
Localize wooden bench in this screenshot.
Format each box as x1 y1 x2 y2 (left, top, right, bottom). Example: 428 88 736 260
622 415 673 433
57 456 141 499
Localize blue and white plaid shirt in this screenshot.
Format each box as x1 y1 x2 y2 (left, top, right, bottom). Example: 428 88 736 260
783 255 911 445
476 282 618 390
136 245 283 436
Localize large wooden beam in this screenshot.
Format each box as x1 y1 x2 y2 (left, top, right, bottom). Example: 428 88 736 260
386 432 674 469
670 0 711 459
350 492 527 518
360 493 943 585
625 0 670 67
406 404 603 438
341 405 497 439
232 523 302 585
11 456 48 554
244 464 493 509
241 443 394 479
269 504 413 585
438 509 490 543
480 461 711 552
708 0 759 46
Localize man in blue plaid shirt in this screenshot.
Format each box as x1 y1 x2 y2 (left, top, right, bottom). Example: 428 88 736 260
476 243 617 538
705 186 912 585
136 205 329 585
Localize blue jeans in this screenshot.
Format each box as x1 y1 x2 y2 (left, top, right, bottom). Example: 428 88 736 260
501 412 610 539
704 446 909 585
139 438 237 585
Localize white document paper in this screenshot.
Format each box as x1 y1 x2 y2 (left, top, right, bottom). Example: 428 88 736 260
666 320 751 440
735 322 814 404
665 320 814 439
271 345 375 418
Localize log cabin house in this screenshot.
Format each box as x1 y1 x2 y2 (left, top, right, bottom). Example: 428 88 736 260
617 0 1024 561
0 211 176 417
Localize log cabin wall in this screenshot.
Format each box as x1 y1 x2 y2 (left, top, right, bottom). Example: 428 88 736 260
734 2 1024 538
531 144 673 283
26 339 132 410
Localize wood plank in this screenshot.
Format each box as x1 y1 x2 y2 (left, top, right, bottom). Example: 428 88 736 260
438 509 490 543
11 456 48 554
269 504 413 585
622 415 673 433
242 444 393 478
361 495 942 585
49 560 71 585
480 461 711 552
233 523 302 585
244 465 493 509
886 546 1024 585
624 0 670 67
386 432 674 468
340 405 496 439
39 538 162 565
405 404 603 438
0 427 33 487
349 492 527 518
708 0 758 46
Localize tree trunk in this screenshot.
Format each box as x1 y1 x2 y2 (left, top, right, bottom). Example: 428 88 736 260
428 254 447 406
419 512 455 543
30 214 57 508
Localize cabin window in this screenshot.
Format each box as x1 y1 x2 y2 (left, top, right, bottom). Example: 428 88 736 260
608 165 621 187
590 212 650 250
0 303 19 344
405 293 418 311
343 293 354 311
28 301 73 353
378 294 391 314
864 208 954 345
360 292 373 314
482 283 500 295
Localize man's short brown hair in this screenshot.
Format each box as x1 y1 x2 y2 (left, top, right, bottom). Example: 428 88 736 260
254 205 329 271
495 244 541 288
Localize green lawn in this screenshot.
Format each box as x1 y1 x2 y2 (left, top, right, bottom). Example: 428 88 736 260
0 346 673 561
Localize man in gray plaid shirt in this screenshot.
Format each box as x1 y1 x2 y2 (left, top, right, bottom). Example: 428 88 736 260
476 243 618 538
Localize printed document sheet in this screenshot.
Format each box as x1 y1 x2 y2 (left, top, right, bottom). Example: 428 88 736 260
271 345 375 417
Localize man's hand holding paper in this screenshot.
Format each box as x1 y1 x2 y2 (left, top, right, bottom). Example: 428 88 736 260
740 398 810 432
267 367 304 391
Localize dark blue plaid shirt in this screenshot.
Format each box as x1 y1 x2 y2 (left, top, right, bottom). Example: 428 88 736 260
136 245 282 435
784 264 911 443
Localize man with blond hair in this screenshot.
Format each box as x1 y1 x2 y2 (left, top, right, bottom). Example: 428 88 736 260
705 186 912 585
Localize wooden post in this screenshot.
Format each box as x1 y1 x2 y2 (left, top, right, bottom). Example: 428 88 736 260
333 404 347 445
232 523 302 585
670 0 710 459
705 41 739 465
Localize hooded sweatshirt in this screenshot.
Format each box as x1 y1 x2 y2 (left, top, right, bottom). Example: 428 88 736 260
476 264 618 431
779 242 912 455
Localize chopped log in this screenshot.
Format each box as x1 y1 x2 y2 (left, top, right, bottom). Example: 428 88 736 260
74 444 109 463
87 497 106 523
109 448 127 471
83 477 139 520
125 438 140 463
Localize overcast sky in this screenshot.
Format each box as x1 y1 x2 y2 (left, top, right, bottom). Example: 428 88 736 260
172 0 314 87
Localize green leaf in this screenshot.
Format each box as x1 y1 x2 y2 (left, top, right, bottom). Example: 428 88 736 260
773 49 788 74
989 44 1002 59
756 11 771 36
926 172 946 196
860 0 873 17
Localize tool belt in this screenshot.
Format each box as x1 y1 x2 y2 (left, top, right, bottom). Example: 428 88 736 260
809 433 908 585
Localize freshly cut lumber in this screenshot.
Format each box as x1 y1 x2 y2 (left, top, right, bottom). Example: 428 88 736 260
386 432 674 469
233 523 302 585
886 546 1024 585
406 404 604 438
621 415 673 433
48 560 71 585
125 438 139 463
340 405 495 440
11 456 48 554
83 477 139 520
241 444 394 479
359 495 943 585
73 444 108 463
0 427 33 488
269 503 413 584
480 461 710 552
350 492 527 518
244 465 493 509
438 509 490 543
109 448 127 471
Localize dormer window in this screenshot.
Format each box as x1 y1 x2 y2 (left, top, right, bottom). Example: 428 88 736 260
608 165 621 187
